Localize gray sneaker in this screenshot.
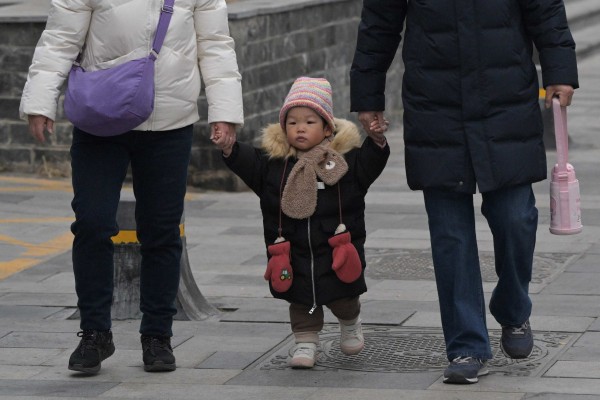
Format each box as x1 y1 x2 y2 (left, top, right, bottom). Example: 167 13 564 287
443 356 489 384
501 319 534 359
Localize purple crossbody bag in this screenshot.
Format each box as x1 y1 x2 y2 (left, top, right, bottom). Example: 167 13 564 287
64 0 174 136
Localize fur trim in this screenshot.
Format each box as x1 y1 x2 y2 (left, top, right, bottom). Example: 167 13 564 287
261 118 361 159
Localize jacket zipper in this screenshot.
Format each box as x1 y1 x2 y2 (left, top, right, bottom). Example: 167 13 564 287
307 217 318 314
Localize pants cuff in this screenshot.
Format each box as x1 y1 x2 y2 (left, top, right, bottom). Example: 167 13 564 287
294 331 320 344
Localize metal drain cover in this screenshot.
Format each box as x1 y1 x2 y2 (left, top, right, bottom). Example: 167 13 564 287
365 249 576 283
252 325 577 376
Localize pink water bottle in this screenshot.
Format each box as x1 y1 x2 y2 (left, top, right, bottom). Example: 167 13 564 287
549 97 582 235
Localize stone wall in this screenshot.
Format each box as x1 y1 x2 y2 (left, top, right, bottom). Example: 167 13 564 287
0 0 403 189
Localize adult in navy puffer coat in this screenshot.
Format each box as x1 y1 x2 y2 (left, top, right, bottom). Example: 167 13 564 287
350 0 578 384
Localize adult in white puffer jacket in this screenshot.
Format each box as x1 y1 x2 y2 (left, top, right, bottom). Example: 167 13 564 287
19 0 243 375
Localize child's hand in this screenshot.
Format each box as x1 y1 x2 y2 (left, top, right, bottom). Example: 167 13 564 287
210 122 236 157
369 116 388 148
358 111 389 148
369 115 389 134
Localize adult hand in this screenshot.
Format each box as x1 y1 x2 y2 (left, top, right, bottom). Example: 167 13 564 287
28 115 54 143
210 121 237 157
545 85 575 108
358 111 388 147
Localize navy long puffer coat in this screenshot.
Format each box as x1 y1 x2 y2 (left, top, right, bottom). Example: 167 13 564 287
350 0 578 194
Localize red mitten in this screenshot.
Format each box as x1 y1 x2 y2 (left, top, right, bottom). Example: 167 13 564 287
328 231 362 283
265 240 293 293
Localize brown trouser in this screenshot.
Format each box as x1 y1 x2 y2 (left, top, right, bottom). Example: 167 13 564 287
289 296 361 344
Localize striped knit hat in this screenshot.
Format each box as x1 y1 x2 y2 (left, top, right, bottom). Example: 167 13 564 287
279 77 336 132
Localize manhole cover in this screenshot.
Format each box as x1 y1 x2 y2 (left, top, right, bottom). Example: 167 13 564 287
253 326 577 377
365 249 576 283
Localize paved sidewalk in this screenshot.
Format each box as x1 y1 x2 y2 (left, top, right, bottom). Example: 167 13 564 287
0 50 599 400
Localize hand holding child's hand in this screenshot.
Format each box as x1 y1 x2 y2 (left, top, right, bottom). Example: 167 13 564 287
210 122 236 157
358 111 388 148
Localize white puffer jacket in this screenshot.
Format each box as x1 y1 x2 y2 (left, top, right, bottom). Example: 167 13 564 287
19 0 243 132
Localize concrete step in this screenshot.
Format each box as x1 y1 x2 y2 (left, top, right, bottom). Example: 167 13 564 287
572 22 600 59
566 0 600 30
565 0 600 58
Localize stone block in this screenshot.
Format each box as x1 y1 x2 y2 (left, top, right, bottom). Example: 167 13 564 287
0 123 9 145
0 70 26 96
240 13 269 41
0 22 45 46
8 121 34 143
0 147 32 164
0 96 20 120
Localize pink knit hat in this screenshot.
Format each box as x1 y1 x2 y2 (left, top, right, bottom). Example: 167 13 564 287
279 77 336 132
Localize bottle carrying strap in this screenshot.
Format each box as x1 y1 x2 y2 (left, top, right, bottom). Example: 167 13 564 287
552 97 569 173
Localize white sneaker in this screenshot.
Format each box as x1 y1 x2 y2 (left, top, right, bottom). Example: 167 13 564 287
339 318 364 355
289 343 317 369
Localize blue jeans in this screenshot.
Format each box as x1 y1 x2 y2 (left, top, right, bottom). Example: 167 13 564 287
70 126 192 336
423 184 537 361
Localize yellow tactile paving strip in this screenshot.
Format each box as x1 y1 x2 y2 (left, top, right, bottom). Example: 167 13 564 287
0 176 74 280
112 225 185 244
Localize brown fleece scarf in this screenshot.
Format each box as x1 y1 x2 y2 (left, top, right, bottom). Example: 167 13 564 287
281 143 348 219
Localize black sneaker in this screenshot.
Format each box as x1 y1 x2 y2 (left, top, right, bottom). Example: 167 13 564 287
501 319 534 359
443 356 489 384
68 330 115 374
141 335 176 372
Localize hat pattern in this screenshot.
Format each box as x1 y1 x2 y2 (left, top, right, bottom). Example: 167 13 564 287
279 77 336 132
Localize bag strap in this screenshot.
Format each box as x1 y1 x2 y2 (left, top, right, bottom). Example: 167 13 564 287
552 97 569 173
150 0 175 60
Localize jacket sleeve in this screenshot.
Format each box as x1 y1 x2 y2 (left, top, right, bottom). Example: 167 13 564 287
350 0 407 112
19 0 92 121
519 0 579 88
354 137 390 192
194 0 244 126
223 142 265 195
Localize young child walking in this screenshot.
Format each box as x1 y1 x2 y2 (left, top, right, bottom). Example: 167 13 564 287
212 77 389 368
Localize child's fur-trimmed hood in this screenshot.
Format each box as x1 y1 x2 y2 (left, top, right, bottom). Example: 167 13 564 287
261 118 362 159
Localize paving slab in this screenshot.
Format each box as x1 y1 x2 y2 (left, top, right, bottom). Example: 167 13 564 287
33 364 241 385
227 369 441 390
543 272 600 295
102 383 319 400
523 394 600 400
0 380 119 397
0 365 50 380
0 292 77 307
306 388 525 400
0 348 63 366
530 294 600 317
589 318 600 331
545 361 600 379
0 305 65 319
559 346 600 362
565 253 600 272
430 376 600 395
196 351 265 369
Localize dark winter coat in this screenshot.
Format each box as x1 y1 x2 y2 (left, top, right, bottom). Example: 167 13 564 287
350 0 578 193
224 119 389 307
